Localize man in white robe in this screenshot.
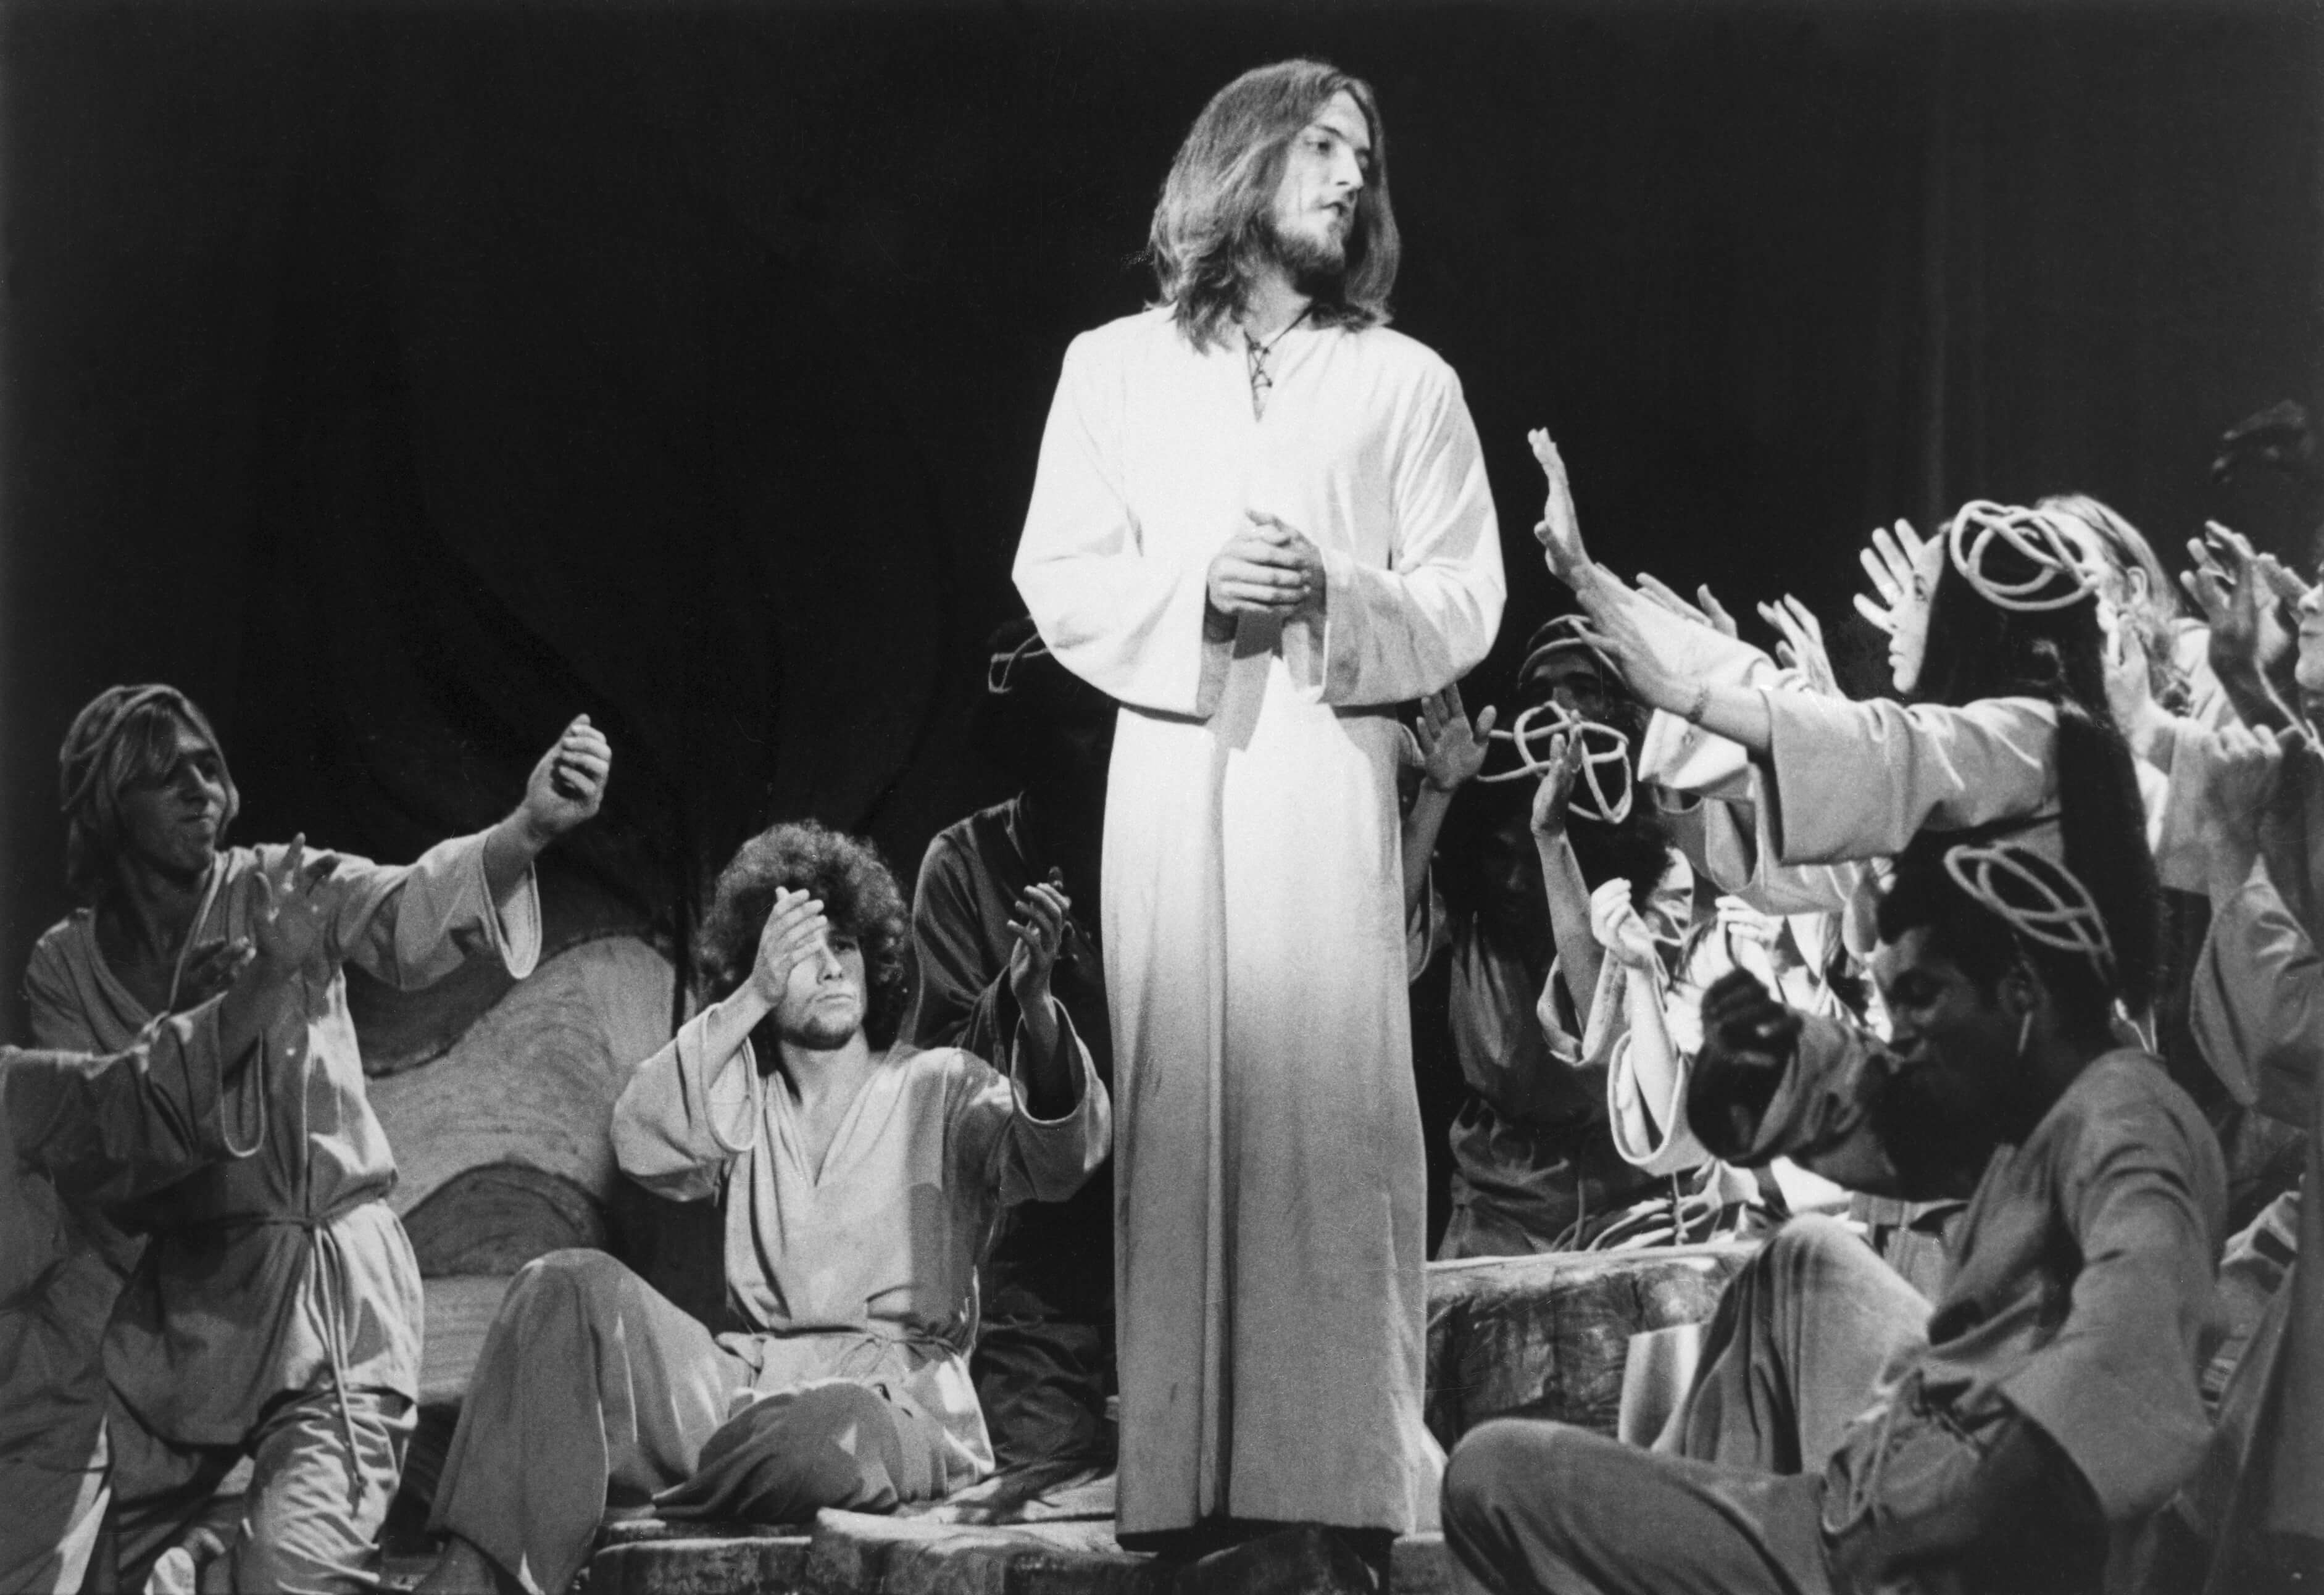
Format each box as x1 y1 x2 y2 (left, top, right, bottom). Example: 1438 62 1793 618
1013 59 1505 1556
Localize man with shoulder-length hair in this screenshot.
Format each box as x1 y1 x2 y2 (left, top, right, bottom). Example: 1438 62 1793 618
1014 58 1506 1572
26 683 608 1593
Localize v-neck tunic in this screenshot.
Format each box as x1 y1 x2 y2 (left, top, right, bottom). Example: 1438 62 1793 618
611 1015 1110 1484
23 833 539 1444
1014 306 1505 1535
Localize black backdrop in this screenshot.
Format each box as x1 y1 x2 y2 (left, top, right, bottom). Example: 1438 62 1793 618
5 0 2319 1042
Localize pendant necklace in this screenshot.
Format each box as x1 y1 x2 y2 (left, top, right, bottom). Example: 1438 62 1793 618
1243 305 1310 419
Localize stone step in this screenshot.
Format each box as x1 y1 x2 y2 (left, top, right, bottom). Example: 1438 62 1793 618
585 1517 1454 1595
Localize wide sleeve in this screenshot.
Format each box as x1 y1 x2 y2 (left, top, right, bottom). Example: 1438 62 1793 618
1603 962 1716 1178
909 833 1012 1058
304 832 543 991
946 1017 1111 1209
1293 359 1504 707
1997 1076 2226 1520
2188 866 2320 1126
1759 694 2057 865
23 933 101 1053
1013 331 1230 718
2 998 257 1204
611 1012 761 1202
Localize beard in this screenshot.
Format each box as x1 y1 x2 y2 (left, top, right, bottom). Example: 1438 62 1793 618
1259 209 1349 297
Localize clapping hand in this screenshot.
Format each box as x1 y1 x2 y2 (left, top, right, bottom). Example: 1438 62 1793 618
1853 519 1927 636
175 938 255 1010
2186 523 2305 734
1007 877 1073 1016
1416 683 1497 794
522 716 612 839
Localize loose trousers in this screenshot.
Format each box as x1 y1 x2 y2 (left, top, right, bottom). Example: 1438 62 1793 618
1442 1217 1928 1595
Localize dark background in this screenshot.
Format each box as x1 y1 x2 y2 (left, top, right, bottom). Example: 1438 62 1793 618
5 0 2320 1043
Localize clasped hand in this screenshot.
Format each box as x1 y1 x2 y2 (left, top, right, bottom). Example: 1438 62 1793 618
1207 511 1326 631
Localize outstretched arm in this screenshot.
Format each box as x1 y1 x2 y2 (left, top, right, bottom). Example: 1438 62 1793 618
481 716 611 901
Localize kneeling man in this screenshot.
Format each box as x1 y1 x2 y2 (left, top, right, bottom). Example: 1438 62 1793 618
1443 843 2224 1595
419 820 1109 1595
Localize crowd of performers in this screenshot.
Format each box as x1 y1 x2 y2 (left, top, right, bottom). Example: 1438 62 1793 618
1 52 2315 1595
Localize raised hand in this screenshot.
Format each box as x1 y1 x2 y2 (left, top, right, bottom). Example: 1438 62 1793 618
1528 428 1594 589
522 716 612 839
1688 968 1800 1154
1852 518 1927 636
2189 523 2302 730
251 833 338 978
1589 877 1657 969
1007 878 1073 1017
1760 595 1840 696
748 888 829 1009
1416 683 1497 793
1528 731 1585 843
1636 573 1738 640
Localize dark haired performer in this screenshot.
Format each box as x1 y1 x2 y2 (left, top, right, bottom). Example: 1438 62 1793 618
27 685 606 1594
417 822 1109 1595
1014 60 1503 1560
1443 844 2225 1595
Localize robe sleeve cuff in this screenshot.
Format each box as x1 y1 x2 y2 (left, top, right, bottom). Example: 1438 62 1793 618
675 1011 763 1157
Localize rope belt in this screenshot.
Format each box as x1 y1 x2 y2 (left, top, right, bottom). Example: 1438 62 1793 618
169 1206 370 1504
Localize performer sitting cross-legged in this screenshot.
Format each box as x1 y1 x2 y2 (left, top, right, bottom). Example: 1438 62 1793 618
1442 842 2225 1595
417 820 1109 1595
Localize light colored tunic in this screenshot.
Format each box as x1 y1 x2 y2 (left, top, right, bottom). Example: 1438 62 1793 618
1014 306 1504 1534
610 1018 1111 1483
0 1007 252 1594
23 834 538 1444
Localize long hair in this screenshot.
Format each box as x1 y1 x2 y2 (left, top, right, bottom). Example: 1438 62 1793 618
1910 536 2160 1009
57 684 239 904
694 820 913 1048
1147 59 1399 351
2039 491 2194 713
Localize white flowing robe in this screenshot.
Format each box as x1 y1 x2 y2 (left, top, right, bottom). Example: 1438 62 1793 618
1014 306 1504 1535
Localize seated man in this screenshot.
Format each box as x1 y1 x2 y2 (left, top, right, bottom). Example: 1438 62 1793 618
27 683 607 1594
419 820 1109 1595
2 857 325 1594
1443 842 2225 1595
911 617 1117 1476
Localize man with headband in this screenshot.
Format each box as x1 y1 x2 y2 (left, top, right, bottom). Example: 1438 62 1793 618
1443 841 2225 1595
910 617 1119 1481
25 683 610 1593
1402 624 1678 1257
